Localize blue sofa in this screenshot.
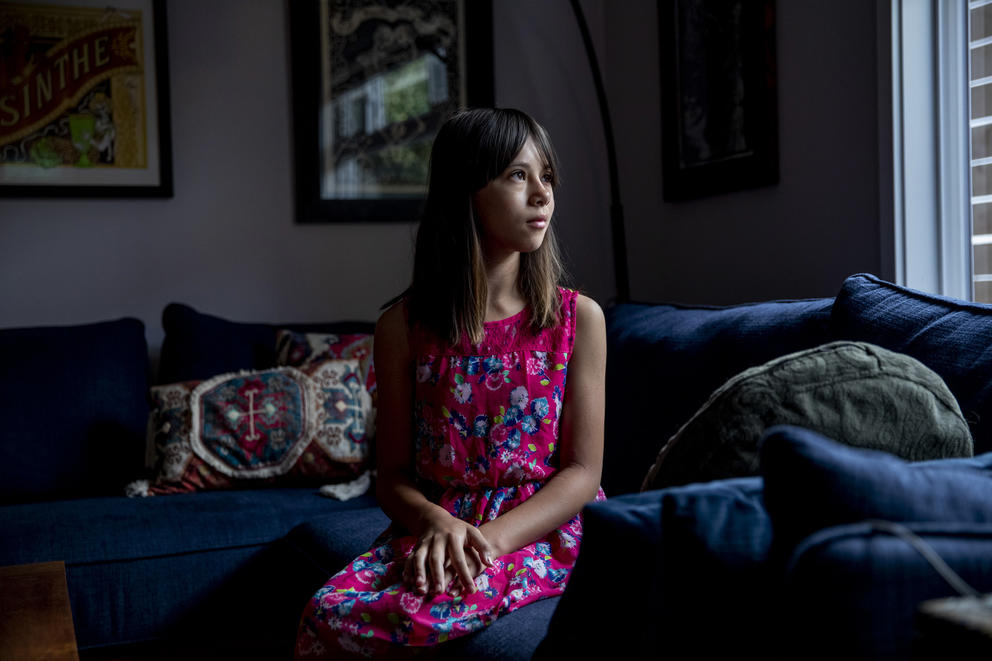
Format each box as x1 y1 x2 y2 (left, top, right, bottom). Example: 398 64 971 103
2 273 990 659
0 304 381 659
537 272 992 660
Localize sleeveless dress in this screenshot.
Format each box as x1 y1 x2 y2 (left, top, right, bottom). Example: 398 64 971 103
295 288 606 658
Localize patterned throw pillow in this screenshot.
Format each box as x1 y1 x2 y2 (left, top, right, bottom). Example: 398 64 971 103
276 331 375 391
128 360 372 496
276 330 377 421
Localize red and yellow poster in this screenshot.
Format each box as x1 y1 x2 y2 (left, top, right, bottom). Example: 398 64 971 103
0 0 169 192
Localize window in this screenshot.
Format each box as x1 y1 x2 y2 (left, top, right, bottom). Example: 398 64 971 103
889 0 970 300
971 0 992 301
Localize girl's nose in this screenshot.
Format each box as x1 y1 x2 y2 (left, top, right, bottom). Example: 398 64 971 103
531 183 551 207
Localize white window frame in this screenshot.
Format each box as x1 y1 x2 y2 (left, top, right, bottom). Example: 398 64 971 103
884 0 972 300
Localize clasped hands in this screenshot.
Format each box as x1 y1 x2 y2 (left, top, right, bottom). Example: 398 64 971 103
404 508 496 598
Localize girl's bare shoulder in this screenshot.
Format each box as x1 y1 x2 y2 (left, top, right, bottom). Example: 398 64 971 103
574 293 605 330
375 299 410 354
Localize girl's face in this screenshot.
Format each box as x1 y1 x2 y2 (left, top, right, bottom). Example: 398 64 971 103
472 136 555 260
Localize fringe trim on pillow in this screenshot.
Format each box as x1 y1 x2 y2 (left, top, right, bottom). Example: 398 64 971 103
125 479 152 498
319 470 372 501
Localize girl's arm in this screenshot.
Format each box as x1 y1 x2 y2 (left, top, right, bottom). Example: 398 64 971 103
476 293 606 558
373 303 495 595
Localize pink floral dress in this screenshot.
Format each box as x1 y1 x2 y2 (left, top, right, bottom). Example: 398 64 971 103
294 288 606 658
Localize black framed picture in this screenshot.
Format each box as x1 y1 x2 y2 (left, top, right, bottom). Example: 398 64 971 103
290 0 494 223
0 0 173 197
659 0 778 202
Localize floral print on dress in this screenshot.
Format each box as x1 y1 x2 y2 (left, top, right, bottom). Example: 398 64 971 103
295 288 606 658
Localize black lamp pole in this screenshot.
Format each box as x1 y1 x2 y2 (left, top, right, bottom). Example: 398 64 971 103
569 0 630 304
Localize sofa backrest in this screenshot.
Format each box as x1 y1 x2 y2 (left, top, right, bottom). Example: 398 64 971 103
603 297 834 496
157 302 375 384
0 318 150 503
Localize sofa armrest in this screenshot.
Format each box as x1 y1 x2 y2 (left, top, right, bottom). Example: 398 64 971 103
778 522 992 660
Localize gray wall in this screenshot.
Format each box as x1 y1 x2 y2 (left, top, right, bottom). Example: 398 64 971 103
606 0 885 305
0 0 884 359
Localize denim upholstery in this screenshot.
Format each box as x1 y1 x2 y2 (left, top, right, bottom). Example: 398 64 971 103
0 488 376 652
543 276 992 661
285 507 391 579
780 522 992 660
157 302 375 384
761 425 992 553
0 304 379 656
0 318 149 503
603 297 833 496
536 478 771 658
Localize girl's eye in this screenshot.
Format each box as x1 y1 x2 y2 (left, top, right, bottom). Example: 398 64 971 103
511 171 526 181
542 172 554 184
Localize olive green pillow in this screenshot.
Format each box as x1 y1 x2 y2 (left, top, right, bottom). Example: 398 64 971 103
641 341 974 492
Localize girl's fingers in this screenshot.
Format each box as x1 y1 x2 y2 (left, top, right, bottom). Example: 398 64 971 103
407 519 492 597
407 543 428 594
447 541 477 593
443 567 458 595
466 526 496 566
429 537 447 594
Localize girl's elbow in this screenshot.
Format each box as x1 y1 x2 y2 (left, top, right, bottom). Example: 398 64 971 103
571 461 602 502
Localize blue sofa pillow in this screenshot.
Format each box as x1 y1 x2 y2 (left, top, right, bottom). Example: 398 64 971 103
157 303 375 384
760 425 992 554
604 297 834 495
832 273 992 454
536 477 772 658
0 318 150 503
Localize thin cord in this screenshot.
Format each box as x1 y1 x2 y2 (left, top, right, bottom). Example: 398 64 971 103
866 519 982 599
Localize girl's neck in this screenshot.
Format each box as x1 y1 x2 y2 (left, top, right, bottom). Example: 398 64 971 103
484 252 525 322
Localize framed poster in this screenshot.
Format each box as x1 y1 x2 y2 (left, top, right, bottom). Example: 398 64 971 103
0 0 172 197
290 0 494 223
659 0 778 202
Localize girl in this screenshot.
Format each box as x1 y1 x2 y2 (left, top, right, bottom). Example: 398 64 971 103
295 107 606 658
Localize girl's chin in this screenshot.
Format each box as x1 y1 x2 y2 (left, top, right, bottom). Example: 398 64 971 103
518 239 546 254
483 234 547 258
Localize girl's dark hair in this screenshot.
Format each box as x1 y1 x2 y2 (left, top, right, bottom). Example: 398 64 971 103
407 107 566 346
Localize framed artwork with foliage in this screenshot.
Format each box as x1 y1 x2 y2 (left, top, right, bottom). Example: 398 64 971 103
289 0 494 223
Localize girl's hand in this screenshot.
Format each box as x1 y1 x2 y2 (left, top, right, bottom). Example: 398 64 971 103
404 509 495 596
441 548 487 597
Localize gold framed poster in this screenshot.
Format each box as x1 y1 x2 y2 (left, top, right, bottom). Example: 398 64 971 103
0 0 172 196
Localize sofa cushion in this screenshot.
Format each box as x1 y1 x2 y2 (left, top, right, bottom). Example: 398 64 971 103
133 361 372 496
285 508 392 576
760 425 992 554
641 341 973 491
604 297 833 496
157 302 374 384
0 318 149 503
832 273 992 454
536 477 771 659
0 488 377 651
